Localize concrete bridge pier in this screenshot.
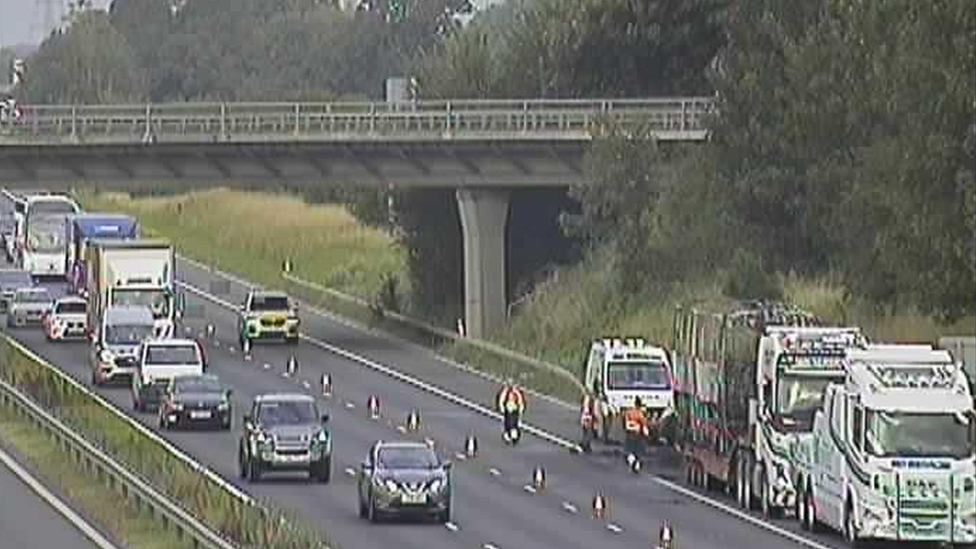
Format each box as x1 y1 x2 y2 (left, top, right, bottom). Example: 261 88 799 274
456 188 511 339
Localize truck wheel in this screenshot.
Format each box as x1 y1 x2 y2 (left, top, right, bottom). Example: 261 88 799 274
247 456 262 482
238 448 248 480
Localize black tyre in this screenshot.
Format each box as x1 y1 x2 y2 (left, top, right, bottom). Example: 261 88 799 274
238 447 248 480
367 492 380 523
358 496 367 518
247 455 262 483
312 455 331 484
439 494 452 523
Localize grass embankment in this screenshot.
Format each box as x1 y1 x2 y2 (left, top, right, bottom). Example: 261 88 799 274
0 335 331 549
0 405 193 549
80 189 973 404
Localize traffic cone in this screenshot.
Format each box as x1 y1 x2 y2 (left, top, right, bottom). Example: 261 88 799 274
532 466 546 491
464 434 478 458
592 493 607 519
658 522 674 549
367 395 380 420
321 374 332 397
406 410 421 431
286 356 298 377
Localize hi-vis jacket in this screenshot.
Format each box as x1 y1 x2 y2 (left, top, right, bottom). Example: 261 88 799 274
580 394 600 427
623 407 650 435
497 386 526 414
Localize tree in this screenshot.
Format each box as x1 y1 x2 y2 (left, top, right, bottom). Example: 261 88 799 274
22 11 146 103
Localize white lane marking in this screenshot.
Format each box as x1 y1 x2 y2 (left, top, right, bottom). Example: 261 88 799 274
178 279 835 549
228 346 235 353
561 502 578 514
214 341 220 348
0 445 123 549
653 477 833 549
455 453 467 461
444 521 459 532
344 402 355 409
522 485 536 494
344 468 356 477
488 468 501 477
396 426 407 433
302 381 310 389
606 523 623 534
179 281 582 451
482 544 499 549
262 363 271 370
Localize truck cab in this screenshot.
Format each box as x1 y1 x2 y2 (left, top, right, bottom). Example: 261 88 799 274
237 290 300 347
745 327 865 517
90 305 156 386
582 337 674 443
132 338 205 412
799 346 976 545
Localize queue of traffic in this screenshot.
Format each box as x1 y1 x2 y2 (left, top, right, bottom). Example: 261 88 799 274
0 188 461 524
578 302 976 547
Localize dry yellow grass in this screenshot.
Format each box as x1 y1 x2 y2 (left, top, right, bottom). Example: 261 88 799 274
80 189 407 299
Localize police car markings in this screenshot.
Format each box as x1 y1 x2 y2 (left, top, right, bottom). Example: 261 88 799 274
179 280 836 549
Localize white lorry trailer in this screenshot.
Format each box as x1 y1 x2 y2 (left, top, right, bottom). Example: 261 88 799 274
85 239 179 340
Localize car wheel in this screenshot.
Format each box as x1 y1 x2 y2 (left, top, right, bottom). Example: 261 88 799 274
158 411 166 430
222 415 232 431
247 455 262 482
358 495 367 519
312 455 331 484
133 395 141 412
367 491 380 523
439 493 452 523
238 447 248 480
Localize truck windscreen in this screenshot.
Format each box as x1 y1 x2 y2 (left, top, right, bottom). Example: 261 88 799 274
775 375 838 430
607 361 670 390
106 324 154 345
865 410 974 460
111 289 170 319
27 222 65 253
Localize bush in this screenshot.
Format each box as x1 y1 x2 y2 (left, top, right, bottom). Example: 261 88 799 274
723 249 783 301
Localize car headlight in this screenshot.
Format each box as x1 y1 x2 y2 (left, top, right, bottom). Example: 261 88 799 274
172 403 184 411
218 401 229 410
428 479 444 493
100 350 114 363
383 479 398 492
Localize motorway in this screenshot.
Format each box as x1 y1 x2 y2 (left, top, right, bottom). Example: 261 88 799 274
0 218 856 549
0 450 106 549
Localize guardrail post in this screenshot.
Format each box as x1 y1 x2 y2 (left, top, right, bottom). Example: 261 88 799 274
522 101 529 132
294 104 301 136
369 103 376 134
70 106 78 142
143 104 155 144
681 100 687 131
219 103 227 142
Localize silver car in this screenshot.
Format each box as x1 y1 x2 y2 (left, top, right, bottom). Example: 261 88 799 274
0 268 33 314
7 287 54 328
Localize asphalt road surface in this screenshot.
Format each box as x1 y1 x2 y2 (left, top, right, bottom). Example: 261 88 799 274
0 264 855 549
0 452 106 549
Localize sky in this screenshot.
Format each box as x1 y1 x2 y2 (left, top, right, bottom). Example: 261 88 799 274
1 0 505 49
0 0 111 48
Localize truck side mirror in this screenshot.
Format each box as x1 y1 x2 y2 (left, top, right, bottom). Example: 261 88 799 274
748 398 759 425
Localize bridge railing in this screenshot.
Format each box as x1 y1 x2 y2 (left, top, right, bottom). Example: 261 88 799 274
2 97 714 144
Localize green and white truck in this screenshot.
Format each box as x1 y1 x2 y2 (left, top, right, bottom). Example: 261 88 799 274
796 345 976 546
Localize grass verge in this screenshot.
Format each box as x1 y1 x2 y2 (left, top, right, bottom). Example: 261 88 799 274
0 404 194 549
78 189 973 405
0 334 332 549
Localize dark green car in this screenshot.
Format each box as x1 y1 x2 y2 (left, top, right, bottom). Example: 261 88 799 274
357 441 453 523
238 393 331 483
237 290 299 347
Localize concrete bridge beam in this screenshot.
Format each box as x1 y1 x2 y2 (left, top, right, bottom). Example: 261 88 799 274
456 188 511 339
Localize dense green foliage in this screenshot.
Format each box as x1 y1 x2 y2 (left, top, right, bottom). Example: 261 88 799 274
14 0 975 324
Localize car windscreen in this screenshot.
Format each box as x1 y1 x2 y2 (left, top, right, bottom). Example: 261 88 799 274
174 377 222 394
0 273 32 289
15 291 50 303
106 323 154 344
376 447 439 469
257 401 317 426
145 345 200 366
251 295 290 311
55 301 86 314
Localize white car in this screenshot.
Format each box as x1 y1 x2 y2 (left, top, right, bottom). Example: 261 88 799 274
43 296 88 341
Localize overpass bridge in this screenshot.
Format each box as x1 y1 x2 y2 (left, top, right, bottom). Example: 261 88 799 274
0 96 714 337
